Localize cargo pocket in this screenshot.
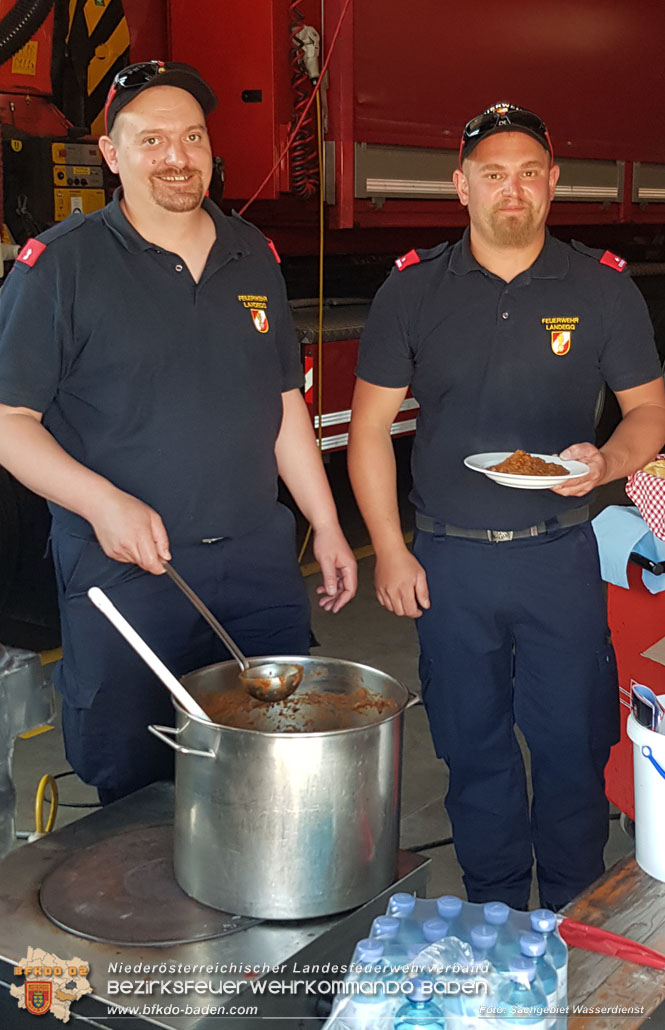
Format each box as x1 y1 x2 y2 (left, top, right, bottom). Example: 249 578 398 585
417 653 448 760
593 636 620 749
50 533 94 598
50 533 143 710
419 653 434 706
52 532 146 599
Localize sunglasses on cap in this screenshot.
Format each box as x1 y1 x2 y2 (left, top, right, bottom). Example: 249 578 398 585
459 103 553 164
103 60 167 132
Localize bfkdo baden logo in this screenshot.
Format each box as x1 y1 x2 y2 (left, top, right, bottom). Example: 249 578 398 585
25 981 52 1015
11 947 92 1022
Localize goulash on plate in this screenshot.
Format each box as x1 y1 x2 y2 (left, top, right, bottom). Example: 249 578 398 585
489 449 569 476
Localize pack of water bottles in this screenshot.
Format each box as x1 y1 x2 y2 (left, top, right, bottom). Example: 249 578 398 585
324 894 568 1029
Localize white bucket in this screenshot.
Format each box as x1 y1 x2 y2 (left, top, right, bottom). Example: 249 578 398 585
627 704 665 882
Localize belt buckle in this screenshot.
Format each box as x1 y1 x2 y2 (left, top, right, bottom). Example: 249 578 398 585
488 530 513 542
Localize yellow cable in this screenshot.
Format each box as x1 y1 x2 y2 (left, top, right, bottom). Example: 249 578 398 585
40 647 62 665
35 774 59 834
298 89 325 566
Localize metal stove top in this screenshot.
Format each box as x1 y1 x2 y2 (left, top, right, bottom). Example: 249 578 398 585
0 783 428 1028
39 823 260 946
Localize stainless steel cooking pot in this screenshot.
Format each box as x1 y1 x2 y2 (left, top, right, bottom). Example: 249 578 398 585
149 655 417 920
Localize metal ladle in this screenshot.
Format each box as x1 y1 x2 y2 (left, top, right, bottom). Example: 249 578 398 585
162 562 304 703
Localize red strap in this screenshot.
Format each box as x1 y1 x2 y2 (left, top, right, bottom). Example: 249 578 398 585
266 237 281 264
16 239 46 267
600 250 627 272
395 249 420 271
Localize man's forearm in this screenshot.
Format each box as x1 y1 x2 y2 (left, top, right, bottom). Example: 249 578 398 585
347 421 406 556
274 390 341 528
0 411 116 522
601 403 665 483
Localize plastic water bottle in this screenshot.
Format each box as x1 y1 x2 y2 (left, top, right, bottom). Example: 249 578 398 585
438 926 495 1030
519 932 558 1026
394 978 446 1029
530 910 568 1009
370 915 409 970
371 915 401 940
436 896 466 941
348 938 390 990
389 892 420 947
404 919 449 982
422 918 449 944
407 942 442 978
326 989 396 1029
352 938 385 966
483 902 516 972
470 923 498 967
496 956 548 1029
389 893 417 919
325 940 385 1025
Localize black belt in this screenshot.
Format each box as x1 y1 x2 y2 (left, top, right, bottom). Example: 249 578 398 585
415 505 590 542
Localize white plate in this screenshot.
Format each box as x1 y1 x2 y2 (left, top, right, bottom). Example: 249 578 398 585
464 452 590 490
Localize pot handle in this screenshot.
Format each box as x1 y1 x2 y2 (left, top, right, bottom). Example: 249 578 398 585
406 691 422 709
148 723 216 759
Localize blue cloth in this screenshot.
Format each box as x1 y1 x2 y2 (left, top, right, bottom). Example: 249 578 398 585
592 506 665 594
413 522 618 911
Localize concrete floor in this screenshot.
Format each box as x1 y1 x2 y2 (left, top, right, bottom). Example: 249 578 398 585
10 537 634 907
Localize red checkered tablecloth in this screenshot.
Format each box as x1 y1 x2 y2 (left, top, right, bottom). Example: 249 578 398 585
626 454 665 540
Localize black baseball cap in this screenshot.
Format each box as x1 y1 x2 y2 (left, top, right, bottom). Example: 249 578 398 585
459 102 553 164
104 60 218 134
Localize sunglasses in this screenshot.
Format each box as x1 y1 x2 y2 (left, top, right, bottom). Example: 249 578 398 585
104 60 166 132
459 103 553 164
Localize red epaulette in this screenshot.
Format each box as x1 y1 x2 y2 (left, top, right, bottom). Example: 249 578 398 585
265 237 281 264
394 249 420 271
599 251 627 272
16 238 46 267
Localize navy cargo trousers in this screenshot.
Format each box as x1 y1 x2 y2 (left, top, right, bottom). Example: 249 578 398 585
413 520 619 911
50 503 311 804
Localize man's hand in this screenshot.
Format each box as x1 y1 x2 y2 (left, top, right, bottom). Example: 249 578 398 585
313 524 357 612
550 442 607 497
0 407 171 574
375 547 430 618
88 487 171 574
554 381 665 497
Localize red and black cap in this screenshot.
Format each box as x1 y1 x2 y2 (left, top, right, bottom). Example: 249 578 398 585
459 102 553 164
104 60 218 134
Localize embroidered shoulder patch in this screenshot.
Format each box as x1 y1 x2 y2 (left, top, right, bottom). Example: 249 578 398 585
599 251 627 272
395 249 420 271
16 239 46 267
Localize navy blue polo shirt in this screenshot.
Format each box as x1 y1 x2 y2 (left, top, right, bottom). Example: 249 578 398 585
0 193 303 542
357 230 661 529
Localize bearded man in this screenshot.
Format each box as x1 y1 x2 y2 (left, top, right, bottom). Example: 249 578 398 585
0 61 356 804
348 103 665 909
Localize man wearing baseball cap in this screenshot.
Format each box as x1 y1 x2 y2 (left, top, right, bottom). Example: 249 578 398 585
0 61 356 803
349 101 665 909
103 60 218 134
